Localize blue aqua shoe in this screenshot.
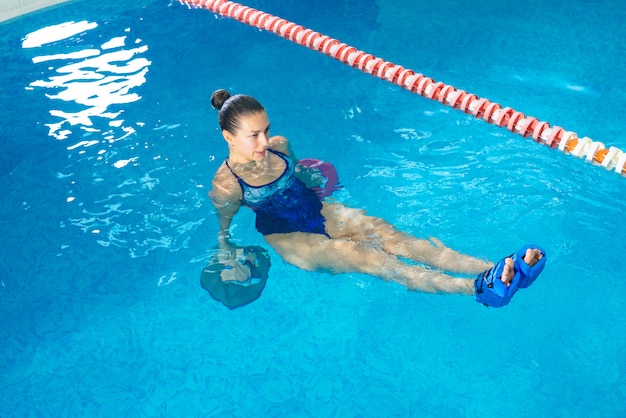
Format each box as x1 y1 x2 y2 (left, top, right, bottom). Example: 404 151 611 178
515 244 547 289
474 245 546 308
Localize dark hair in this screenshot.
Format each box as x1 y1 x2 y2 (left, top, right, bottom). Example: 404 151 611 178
210 89 265 133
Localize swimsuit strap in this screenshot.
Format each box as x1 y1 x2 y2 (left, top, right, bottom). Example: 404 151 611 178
224 158 240 181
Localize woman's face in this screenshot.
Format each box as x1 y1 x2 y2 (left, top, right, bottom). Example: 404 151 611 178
223 111 271 164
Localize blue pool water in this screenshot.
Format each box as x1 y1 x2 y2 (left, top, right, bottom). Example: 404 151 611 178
2 0 626 416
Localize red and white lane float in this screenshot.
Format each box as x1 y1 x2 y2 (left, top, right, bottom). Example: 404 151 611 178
181 0 626 177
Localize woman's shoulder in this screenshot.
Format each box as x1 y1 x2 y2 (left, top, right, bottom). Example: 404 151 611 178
210 162 241 201
269 135 290 155
213 162 237 186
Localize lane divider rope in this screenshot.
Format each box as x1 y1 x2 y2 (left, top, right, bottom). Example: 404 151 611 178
181 0 626 177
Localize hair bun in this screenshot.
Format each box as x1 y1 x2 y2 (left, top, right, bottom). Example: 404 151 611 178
211 89 231 111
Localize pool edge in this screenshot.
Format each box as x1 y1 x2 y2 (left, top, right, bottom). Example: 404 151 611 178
0 0 75 23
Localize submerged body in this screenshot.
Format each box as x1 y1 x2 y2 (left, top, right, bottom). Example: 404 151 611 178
208 89 544 301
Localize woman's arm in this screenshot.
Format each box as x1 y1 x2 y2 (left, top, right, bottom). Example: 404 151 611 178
270 136 325 189
209 165 242 257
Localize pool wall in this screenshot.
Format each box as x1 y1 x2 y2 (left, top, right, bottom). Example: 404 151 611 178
0 0 72 22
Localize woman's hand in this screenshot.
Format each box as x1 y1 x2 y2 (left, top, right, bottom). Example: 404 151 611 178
217 230 238 264
294 164 326 188
219 258 252 283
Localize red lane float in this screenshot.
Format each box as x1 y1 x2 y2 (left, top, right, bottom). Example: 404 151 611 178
181 0 626 176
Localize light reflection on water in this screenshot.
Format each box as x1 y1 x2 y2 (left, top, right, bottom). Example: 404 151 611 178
23 20 151 144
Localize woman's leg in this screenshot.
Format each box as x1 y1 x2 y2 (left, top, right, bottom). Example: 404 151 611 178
264 232 474 295
321 203 492 275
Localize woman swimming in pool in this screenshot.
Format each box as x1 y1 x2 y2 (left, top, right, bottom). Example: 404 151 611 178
208 89 546 307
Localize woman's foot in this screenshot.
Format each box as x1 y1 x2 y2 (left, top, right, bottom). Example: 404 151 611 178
474 245 547 308
500 248 544 286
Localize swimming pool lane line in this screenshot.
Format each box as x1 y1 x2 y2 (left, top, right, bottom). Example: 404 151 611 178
180 0 626 177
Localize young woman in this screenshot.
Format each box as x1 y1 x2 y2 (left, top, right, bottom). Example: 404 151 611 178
208 89 546 308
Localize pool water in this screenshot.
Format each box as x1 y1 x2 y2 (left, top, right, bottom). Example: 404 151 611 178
1 0 626 416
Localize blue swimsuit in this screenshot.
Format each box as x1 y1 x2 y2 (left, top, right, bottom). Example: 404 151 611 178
225 149 328 237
